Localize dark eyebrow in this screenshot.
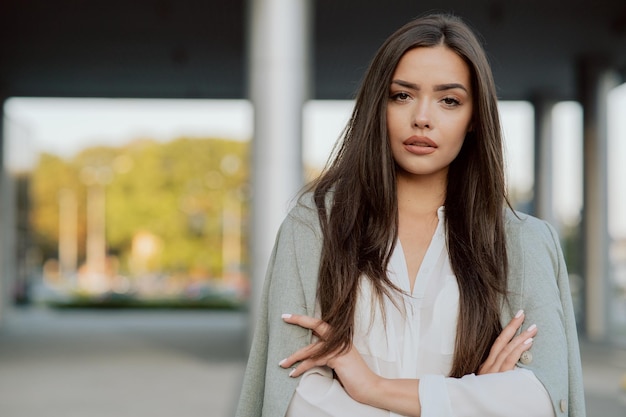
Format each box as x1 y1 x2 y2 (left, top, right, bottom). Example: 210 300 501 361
391 79 469 93
391 79 419 90
433 83 469 93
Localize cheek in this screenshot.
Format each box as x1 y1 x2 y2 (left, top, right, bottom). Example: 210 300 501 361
385 108 394 130
386 107 404 136
453 129 469 150
463 107 473 132
447 111 473 139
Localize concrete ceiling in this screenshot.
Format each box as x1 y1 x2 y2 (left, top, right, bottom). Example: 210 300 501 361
1 0 625 101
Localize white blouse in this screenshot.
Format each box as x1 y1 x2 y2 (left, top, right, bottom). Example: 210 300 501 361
286 208 555 417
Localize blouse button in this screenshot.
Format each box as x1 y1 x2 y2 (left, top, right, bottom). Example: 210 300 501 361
559 399 567 413
519 350 533 365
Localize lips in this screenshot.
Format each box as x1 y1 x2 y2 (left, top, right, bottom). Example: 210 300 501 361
402 136 438 155
403 136 437 148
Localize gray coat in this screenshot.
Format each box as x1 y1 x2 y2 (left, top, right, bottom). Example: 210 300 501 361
236 195 585 417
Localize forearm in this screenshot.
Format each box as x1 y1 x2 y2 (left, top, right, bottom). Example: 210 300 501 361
331 352 421 417
369 377 421 417
334 361 553 417
344 370 552 417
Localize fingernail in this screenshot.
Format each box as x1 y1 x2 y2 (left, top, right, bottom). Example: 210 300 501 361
515 309 524 318
524 337 534 345
279 358 287 367
526 324 537 332
281 313 292 319
289 368 296 377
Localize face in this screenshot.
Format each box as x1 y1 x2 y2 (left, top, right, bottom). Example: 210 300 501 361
386 45 473 181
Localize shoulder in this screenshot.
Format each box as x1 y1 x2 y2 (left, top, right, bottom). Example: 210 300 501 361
503 208 563 288
503 208 565 306
504 208 558 244
281 191 323 240
504 208 561 263
289 191 319 221
270 191 324 283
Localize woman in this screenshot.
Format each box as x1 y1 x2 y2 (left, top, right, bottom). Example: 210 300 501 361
236 13 585 417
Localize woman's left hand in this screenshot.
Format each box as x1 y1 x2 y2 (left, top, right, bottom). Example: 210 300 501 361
278 313 379 404
478 310 537 375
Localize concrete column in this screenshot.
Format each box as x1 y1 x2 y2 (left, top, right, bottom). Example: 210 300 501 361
0 106 5 322
247 0 312 337
532 98 556 226
58 188 78 281
85 184 106 286
0 100 15 323
578 58 620 342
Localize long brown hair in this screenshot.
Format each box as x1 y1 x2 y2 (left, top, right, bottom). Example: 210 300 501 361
306 13 508 377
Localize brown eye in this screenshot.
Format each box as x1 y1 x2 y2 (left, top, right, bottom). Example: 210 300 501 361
391 92 410 101
442 97 460 106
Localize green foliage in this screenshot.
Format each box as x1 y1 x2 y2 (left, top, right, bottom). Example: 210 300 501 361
30 153 88 257
29 137 249 277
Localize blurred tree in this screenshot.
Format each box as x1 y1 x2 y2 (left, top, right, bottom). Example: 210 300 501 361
29 137 249 280
30 153 87 260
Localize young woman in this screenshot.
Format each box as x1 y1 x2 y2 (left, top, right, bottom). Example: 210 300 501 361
236 13 585 417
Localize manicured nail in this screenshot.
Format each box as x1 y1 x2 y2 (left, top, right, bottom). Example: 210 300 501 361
515 309 524 318
289 368 296 377
524 337 534 345
526 324 537 332
279 358 287 367
281 313 292 319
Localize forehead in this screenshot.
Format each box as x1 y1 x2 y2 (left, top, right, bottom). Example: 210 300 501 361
392 46 471 86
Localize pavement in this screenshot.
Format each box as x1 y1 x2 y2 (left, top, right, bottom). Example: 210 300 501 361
0 308 248 417
0 307 624 417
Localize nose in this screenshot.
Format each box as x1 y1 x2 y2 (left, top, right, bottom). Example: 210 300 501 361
413 101 431 129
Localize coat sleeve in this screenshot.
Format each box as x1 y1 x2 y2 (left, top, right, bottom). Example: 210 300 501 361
234 221 283 417
545 221 586 416
235 205 322 417
504 215 586 417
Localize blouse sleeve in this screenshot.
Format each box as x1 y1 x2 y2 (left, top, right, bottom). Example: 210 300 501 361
286 367 391 417
419 368 555 417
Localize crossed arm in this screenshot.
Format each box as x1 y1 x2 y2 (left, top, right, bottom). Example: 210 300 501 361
278 310 538 417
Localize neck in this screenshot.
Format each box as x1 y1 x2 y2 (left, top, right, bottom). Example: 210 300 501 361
396 170 447 217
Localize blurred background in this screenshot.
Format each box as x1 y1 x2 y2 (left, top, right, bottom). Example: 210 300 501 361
0 0 625 416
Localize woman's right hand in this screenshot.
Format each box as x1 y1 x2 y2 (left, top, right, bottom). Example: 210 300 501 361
478 310 538 375
279 313 381 404
280 313 420 416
